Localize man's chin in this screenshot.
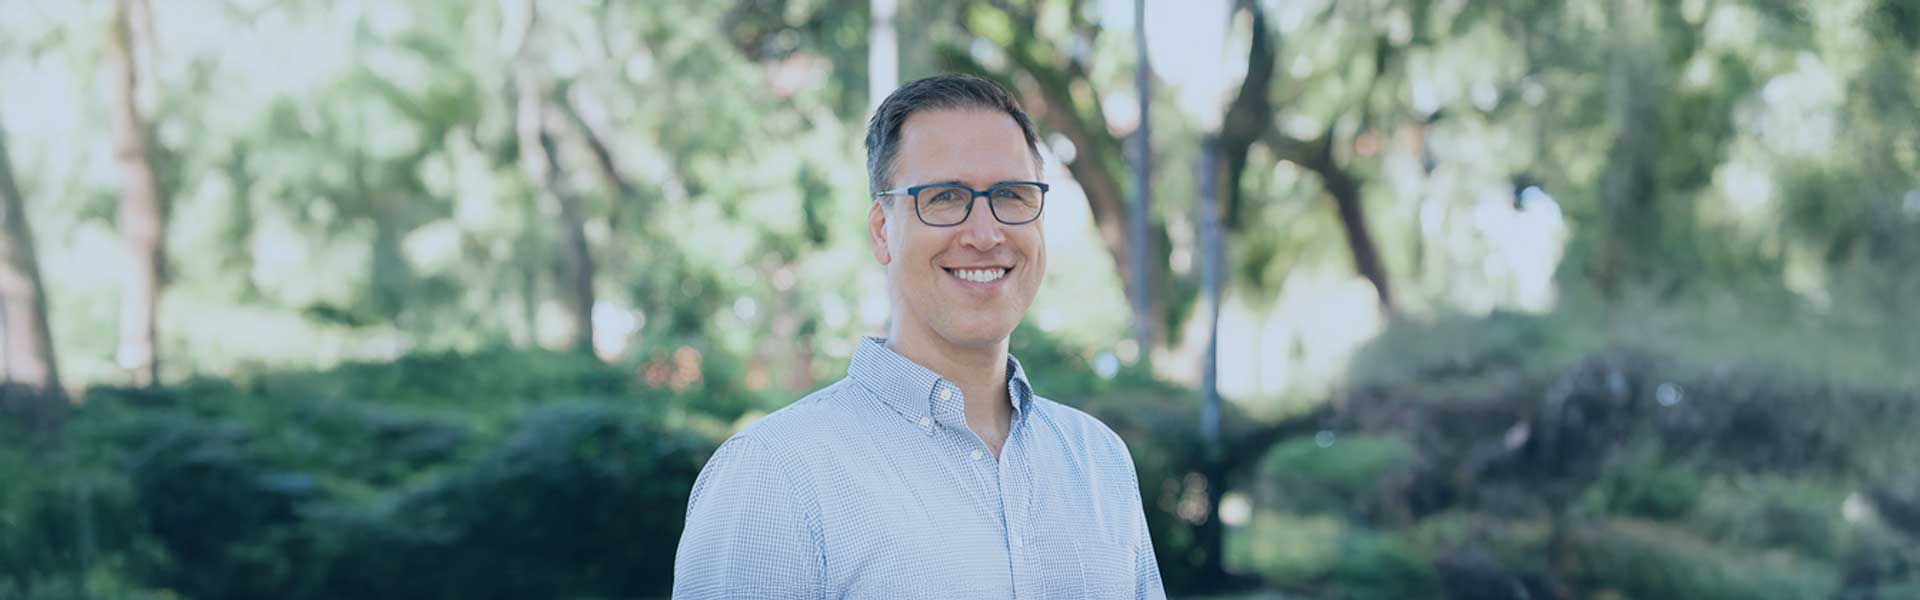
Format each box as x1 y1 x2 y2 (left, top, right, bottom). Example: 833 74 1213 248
934 323 1017 350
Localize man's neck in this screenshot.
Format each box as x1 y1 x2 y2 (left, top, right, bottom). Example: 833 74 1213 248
885 324 1018 456
884 326 1009 400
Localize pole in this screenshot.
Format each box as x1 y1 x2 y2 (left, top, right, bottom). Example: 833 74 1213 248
1127 0 1154 361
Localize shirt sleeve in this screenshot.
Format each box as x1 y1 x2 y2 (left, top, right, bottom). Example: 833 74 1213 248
1118 437 1168 600
673 435 824 599
1133 497 1167 600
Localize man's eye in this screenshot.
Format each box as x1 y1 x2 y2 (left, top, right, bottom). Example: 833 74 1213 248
929 189 965 203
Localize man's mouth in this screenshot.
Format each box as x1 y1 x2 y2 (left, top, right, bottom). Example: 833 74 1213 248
944 266 1011 284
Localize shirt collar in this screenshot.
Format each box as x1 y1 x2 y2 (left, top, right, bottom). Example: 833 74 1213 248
847 336 1034 428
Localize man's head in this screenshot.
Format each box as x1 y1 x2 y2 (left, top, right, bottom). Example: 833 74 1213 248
864 74 1047 351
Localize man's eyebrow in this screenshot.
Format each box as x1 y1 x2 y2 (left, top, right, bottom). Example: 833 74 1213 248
925 179 1031 187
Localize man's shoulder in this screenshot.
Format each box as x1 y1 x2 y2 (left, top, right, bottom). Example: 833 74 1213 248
1029 394 1132 456
726 377 862 453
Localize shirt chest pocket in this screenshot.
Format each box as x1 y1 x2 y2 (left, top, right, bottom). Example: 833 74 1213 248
1041 499 1135 597
1073 535 1137 597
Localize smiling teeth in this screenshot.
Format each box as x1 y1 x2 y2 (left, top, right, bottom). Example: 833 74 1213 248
952 268 1007 283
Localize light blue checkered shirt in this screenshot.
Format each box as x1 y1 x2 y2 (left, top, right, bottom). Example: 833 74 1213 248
673 336 1166 599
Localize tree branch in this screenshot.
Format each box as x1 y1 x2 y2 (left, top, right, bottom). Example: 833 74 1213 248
1217 2 1276 231
1263 124 1396 311
556 81 636 201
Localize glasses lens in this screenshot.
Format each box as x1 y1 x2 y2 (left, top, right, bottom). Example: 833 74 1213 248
989 183 1044 223
915 185 972 226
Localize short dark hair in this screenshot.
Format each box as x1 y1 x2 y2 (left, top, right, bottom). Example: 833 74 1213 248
864 73 1044 195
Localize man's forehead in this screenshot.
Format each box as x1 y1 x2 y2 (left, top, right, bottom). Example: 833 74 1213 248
897 108 1027 145
894 108 1039 182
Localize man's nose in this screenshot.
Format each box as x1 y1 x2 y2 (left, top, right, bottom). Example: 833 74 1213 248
955 196 1006 250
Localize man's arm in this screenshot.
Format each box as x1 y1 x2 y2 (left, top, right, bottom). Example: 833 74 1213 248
1115 434 1168 600
1133 497 1167 600
673 435 824 599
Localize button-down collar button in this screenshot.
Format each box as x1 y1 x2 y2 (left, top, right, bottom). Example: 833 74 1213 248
970 449 983 461
939 387 953 403
918 416 932 429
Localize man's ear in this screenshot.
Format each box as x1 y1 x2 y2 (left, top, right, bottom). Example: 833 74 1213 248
868 199 892 265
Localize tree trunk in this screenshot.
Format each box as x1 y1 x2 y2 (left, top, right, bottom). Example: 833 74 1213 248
1194 137 1229 586
0 128 65 412
107 0 165 386
868 0 899 111
1596 0 1661 300
510 0 596 356
221 145 261 300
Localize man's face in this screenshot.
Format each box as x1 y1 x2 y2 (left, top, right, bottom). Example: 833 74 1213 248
869 108 1046 350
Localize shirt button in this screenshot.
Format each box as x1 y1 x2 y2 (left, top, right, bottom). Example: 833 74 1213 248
940 387 953 403
918 416 932 428
970 449 983 461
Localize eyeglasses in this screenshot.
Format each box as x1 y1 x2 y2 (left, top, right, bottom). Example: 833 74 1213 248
872 181 1049 227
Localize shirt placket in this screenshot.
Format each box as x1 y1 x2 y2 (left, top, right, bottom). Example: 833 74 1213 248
936 382 1028 598
1000 407 1033 598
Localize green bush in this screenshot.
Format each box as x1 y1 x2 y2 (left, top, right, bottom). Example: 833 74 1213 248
1326 529 1441 600
313 401 709 599
1583 441 1705 520
1346 310 1593 391
251 347 631 409
0 348 720 599
1691 475 1848 561
119 415 315 599
1229 512 1439 600
1256 434 1418 521
1570 518 1840 600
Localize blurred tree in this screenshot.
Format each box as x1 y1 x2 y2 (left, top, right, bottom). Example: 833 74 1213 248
554 81 638 216
0 128 65 415
506 0 597 355
870 0 900 109
105 0 167 386
1227 1 1395 312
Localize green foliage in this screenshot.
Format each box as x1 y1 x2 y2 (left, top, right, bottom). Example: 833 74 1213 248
1008 325 1165 401
0 349 719 599
1256 434 1417 520
1230 513 1440 600
312 401 708 599
1347 309 1596 391
1325 530 1441 600
119 415 312 599
1583 441 1705 520
249 347 629 409
1569 519 1841 600
1691 475 1848 562
1239 298 1920 598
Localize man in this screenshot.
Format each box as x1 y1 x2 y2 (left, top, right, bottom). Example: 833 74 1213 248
672 73 1166 599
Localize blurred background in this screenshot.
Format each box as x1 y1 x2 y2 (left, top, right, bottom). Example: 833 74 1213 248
2 0 1918 598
